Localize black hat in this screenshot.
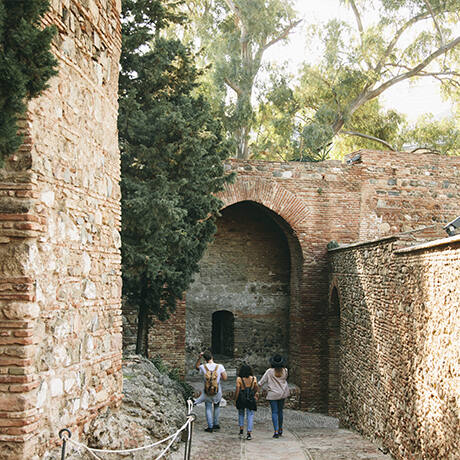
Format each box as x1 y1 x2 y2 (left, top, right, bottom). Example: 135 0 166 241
270 354 287 368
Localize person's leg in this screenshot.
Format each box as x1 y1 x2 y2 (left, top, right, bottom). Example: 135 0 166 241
194 391 206 405
205 401 213 430
213 401 220 428
238 409 245 432
247 409 254 432
269 400 279 434
278 399 285 435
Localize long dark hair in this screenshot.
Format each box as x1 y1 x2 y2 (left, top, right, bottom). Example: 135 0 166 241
238 363 253 378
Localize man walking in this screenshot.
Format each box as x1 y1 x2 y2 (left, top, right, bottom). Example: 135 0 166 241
195 351 227 432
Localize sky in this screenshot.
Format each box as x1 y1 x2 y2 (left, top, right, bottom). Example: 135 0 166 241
263 0 455 123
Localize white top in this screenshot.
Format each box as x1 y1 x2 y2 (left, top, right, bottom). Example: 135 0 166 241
258 368 289 400
198 362 226 403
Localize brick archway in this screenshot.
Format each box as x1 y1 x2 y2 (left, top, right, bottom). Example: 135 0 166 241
220 179 311 232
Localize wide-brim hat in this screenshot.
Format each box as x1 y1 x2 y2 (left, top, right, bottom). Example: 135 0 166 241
270 354 287 368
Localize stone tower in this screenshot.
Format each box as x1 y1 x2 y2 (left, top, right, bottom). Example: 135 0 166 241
0 1 122 458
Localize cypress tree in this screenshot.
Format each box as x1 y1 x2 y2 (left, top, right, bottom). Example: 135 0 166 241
0 0 58 165
120 0 233 355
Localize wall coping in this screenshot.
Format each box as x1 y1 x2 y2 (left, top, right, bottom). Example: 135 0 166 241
327 235 398 253
394 233 460 254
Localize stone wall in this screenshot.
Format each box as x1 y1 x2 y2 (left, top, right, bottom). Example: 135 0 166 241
141 151 460 413
329 235 460 460
186 202 291 375
0 1 122 458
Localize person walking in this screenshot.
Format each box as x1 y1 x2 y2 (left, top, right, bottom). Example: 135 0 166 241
258 354 289 438
195 351 227 433
235 363 259 440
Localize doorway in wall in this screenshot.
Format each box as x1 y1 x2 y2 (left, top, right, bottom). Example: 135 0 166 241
212 310 234 357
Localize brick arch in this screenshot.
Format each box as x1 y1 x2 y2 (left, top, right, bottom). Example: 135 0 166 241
220 179 311 232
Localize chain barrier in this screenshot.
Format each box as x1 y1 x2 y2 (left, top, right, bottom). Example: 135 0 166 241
59 399 196 459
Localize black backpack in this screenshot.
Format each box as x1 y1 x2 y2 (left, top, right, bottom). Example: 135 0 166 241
236 377 257 411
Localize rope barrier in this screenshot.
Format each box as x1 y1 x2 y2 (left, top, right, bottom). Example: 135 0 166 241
60 399 196 459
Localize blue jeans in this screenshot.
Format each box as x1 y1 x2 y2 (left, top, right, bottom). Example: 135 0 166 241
205 401 220 428
238 408 254 432
269 399 285 432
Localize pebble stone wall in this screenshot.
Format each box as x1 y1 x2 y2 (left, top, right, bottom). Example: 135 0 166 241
141 151 460 414
329 235 460 460
0 1 122 458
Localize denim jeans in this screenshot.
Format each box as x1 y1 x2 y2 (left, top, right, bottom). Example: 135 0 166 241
205 401 220 428
238 408 254 432
269 399 285 432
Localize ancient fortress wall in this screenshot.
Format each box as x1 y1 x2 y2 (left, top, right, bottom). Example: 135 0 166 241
0 1 122 458
329 236 460 460
140 151 460 413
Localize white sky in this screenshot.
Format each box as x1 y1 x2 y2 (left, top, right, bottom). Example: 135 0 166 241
262 0 455 123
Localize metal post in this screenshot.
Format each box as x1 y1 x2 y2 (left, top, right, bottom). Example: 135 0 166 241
59 429 72 460
187 414 196 460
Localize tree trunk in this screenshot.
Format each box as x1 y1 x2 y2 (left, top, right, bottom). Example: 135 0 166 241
237 126 250 159
136 302 149 356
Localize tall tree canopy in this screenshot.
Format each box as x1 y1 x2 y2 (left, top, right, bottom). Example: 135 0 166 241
294 0 460 158
120 0 232 355
0 0 57 164
184 0 300 159
183 0 460 160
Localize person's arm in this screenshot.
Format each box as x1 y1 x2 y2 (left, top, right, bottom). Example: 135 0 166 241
195 352 203 370
258 369 268 387
220 365 228 381
253 378 259 401
234 377 241 401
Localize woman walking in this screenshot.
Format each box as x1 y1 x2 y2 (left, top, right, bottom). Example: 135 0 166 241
258 354 289 438
235 363 259 440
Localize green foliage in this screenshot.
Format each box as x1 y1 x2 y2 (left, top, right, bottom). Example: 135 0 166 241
120 0 232 352
402 114 460 155
150 355 195 400
254 0 459 160
0 0 57 164
183 0 300 158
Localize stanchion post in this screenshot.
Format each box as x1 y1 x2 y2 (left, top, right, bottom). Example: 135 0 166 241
59 429 72 460
187 414 196 460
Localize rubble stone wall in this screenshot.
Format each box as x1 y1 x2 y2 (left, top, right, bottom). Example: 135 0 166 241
0 1 122 458
329 236 460 460
141 151 460 413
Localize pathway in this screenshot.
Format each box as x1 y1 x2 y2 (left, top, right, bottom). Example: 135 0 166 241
172 404 393 460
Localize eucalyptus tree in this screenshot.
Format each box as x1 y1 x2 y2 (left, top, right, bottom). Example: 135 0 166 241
184 0 301 159
296 0 460 157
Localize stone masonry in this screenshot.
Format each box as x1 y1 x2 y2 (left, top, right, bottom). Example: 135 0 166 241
0 1 122 458
329 235 460 460
141 151 460 414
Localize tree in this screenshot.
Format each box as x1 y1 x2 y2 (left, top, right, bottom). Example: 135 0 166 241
294 0 460 157
0 0 57 165
402 114 460 155
120 0 232 355
183 0 300 159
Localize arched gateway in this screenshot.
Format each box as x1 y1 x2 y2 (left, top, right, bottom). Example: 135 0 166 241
137 154 460 413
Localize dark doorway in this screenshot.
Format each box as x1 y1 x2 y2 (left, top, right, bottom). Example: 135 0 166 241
212 310 234 357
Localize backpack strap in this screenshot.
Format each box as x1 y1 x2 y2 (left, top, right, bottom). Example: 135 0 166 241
240 377 246 389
